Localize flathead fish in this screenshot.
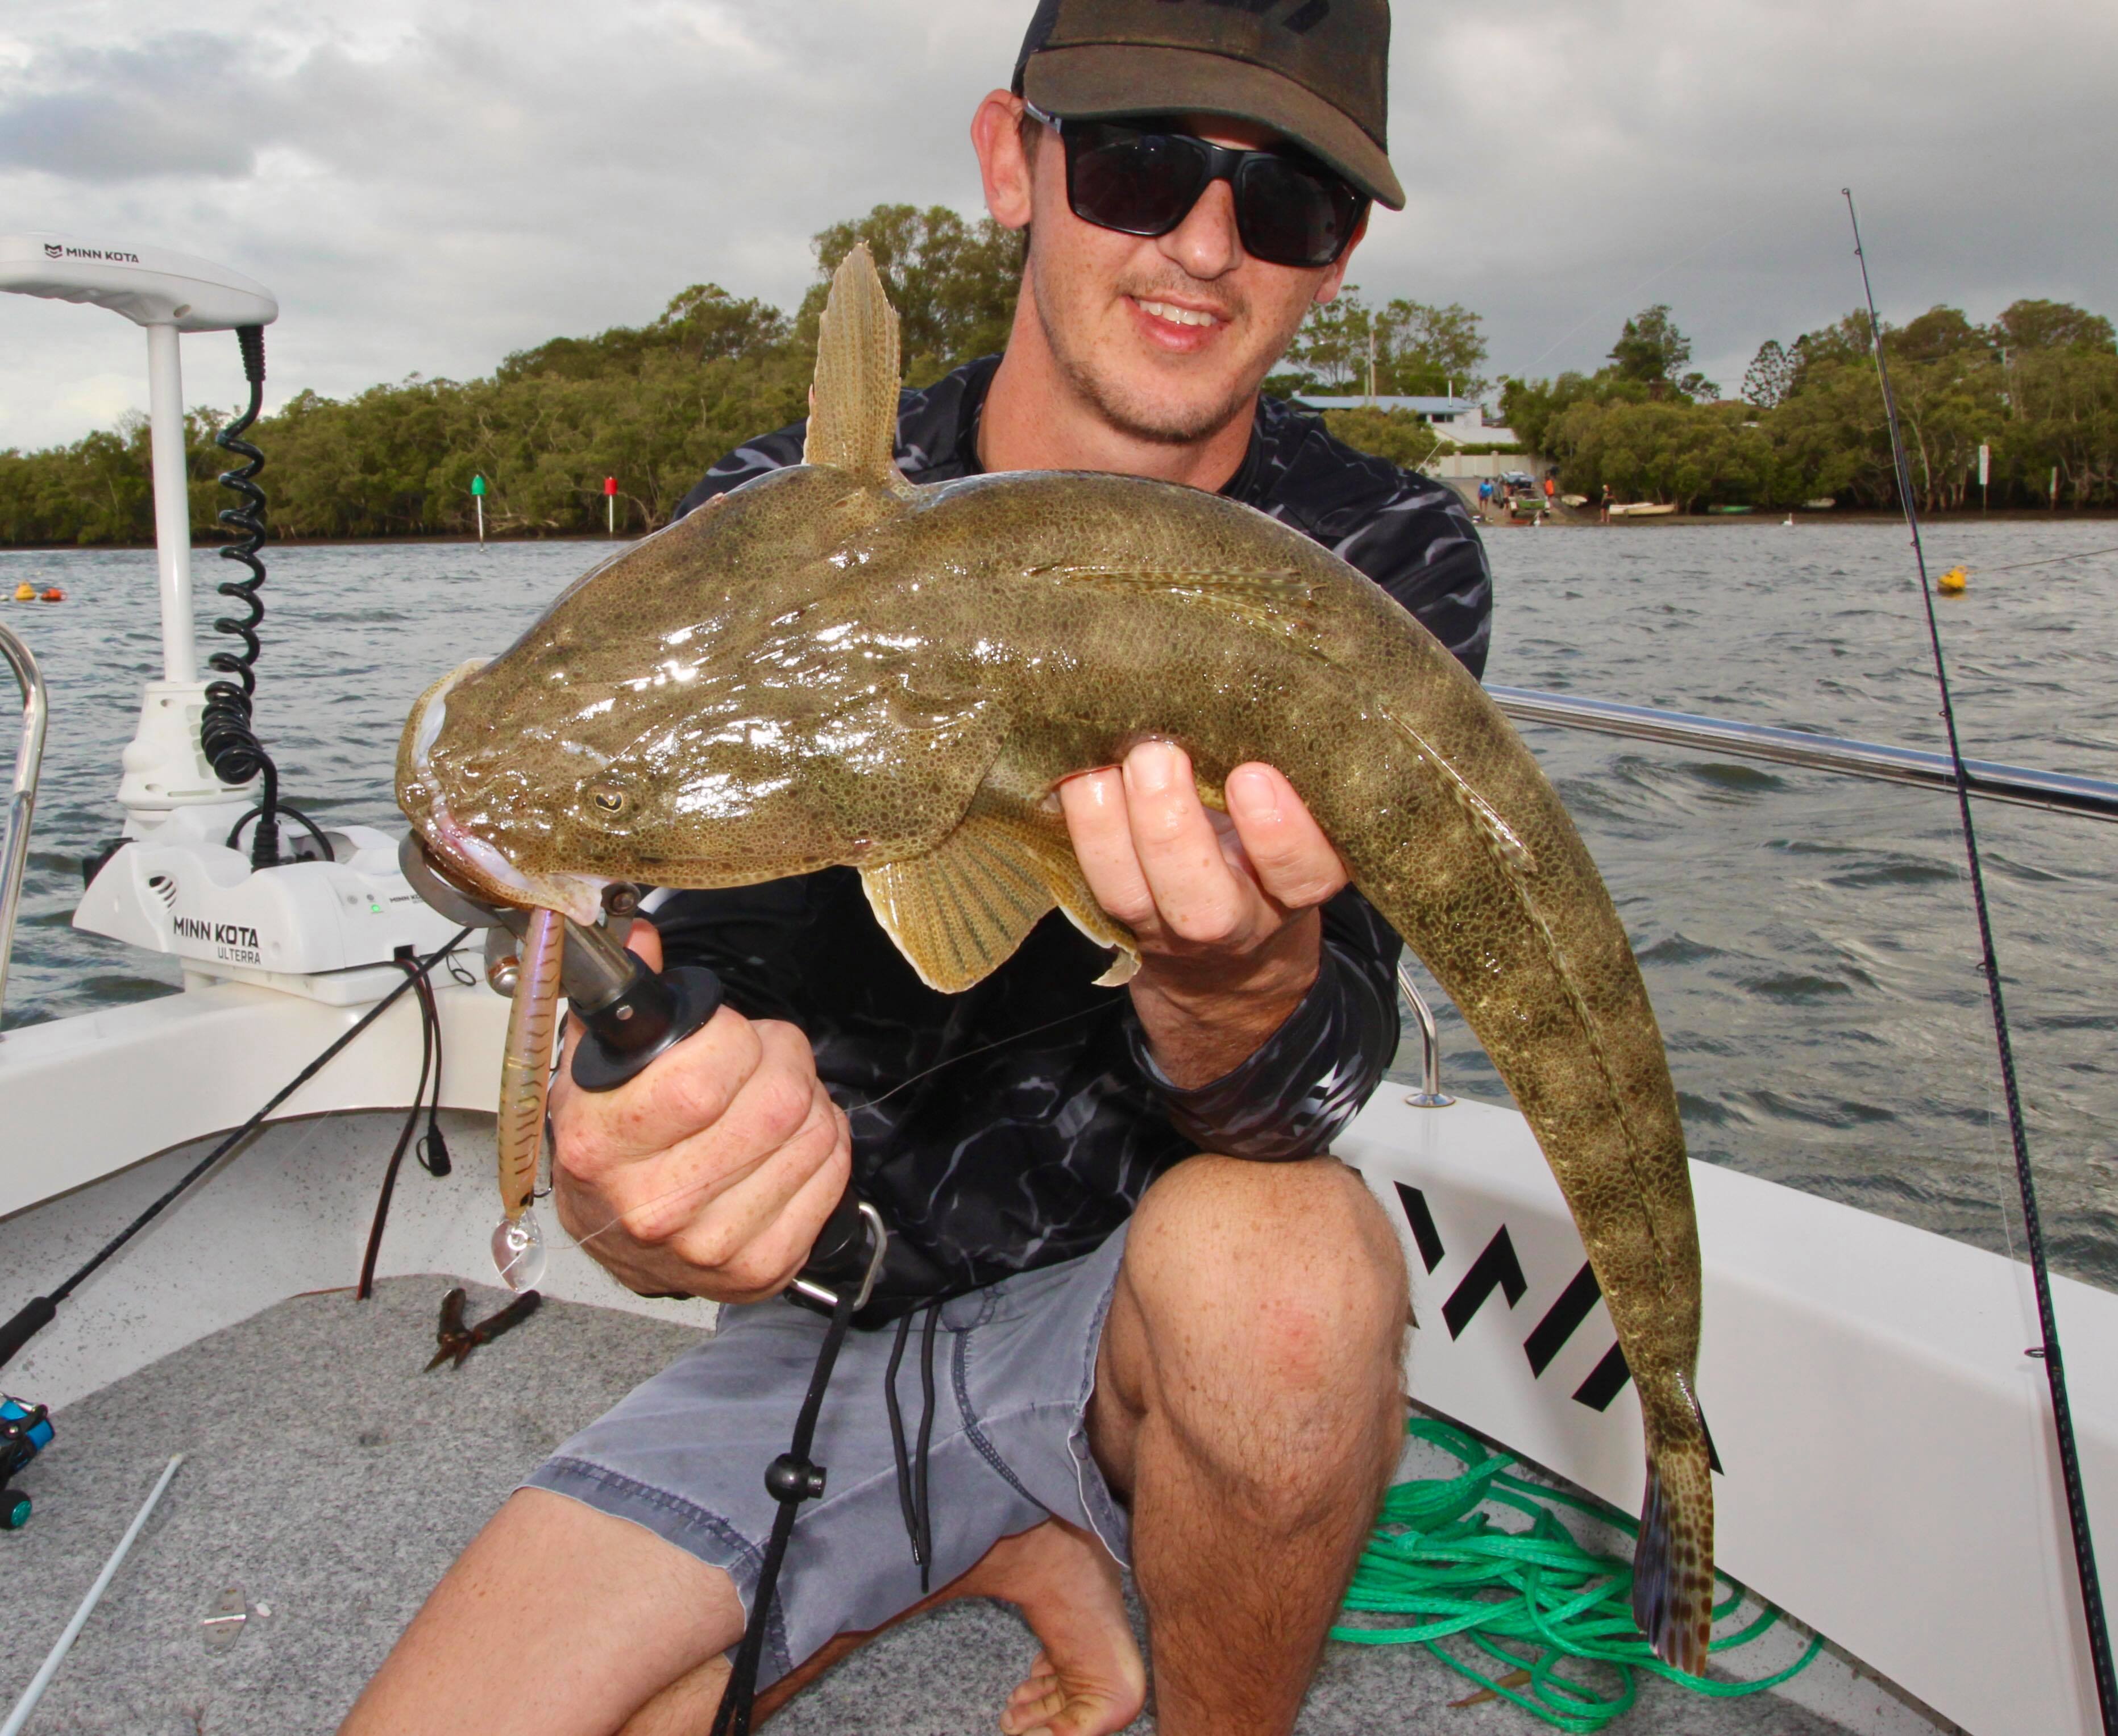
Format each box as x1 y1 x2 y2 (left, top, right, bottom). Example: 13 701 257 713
397 246 1716 1669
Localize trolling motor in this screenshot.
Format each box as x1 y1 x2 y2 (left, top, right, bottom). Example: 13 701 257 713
396 837 887 1304
0 235 458 1002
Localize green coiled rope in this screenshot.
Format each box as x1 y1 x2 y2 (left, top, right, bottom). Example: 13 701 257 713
1333 1418 1822 1732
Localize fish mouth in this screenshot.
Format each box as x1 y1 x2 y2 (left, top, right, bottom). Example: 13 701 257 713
400 659 609 926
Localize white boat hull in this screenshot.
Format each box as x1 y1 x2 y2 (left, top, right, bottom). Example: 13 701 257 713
1340 1089 2116 1736
3 986 2111 1732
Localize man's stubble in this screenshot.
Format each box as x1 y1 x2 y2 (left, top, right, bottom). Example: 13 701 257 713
1027 243 1311 450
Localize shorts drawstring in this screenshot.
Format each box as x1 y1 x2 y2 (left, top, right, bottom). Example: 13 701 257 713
885 1300 943 1592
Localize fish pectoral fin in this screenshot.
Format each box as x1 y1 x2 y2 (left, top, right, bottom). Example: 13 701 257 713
860 799 1139 994
1028 566 1319 639
803 243 907 488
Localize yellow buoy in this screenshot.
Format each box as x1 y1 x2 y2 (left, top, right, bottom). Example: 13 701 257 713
11 582 34 602
1937 566 1968 595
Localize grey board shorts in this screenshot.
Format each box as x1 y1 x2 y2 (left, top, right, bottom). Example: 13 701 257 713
525 1224 1131 1687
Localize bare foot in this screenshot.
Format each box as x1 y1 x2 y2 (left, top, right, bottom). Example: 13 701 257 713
745 1519 1143 1734
969 1521 1145 1736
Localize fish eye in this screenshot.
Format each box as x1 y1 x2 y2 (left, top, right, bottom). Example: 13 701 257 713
587 784 630 819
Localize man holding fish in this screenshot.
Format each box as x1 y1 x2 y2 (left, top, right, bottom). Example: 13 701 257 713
346 3 1660 1733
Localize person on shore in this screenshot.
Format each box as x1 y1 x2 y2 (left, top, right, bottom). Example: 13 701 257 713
1479 475 1493 516
1600 482 1614 525
342 4 1491 1734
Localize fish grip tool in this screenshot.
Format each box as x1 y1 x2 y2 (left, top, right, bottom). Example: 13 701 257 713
398 837 886 1293
396 835 725 1092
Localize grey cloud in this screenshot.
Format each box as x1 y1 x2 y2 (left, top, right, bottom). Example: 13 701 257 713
0 32 296 180
0 0 2109 455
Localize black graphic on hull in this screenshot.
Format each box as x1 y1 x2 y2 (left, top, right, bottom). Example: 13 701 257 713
1442 1228 1526 1339
1524 1261 1604 1376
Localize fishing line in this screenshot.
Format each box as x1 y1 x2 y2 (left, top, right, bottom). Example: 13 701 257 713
1955 544 2118 578
1519 217 1757 377
1844 188 2116 1734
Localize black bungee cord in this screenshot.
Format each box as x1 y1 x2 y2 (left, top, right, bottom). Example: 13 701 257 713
1845 188 2116 1735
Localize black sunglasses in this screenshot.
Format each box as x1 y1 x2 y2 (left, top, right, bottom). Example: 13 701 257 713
1026 103 1367 271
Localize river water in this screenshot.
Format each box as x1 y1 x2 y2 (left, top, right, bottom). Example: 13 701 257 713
3 522 2113 1288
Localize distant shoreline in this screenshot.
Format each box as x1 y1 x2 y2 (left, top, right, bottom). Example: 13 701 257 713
3 507 2114 555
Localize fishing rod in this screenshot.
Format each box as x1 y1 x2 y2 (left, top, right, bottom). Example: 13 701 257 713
1843 188 2116 1735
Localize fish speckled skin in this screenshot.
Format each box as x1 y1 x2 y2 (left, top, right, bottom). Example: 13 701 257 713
396 246 1715 1669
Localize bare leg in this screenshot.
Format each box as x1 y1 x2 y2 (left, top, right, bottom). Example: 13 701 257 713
1090 1155 1408 1736
624 1516 1143 1736
338 1488 744 1736
344 1473 1135 1736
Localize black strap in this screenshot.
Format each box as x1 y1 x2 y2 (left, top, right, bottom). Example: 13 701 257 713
914 1302 939 1587
883 1300 944 1594
710 1277 862 1736
357 952 439 1299
883 1313 923 1575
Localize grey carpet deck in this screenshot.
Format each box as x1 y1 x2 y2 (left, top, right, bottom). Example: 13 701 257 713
1 1279 1876 1735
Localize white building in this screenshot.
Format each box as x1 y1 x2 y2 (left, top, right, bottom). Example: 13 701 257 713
1288 393 1518 445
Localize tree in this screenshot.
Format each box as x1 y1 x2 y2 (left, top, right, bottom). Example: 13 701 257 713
1786 313 1872 392
1282 288 1490 398
1285 285 1371 391
5 226 2113 541
1608 305 1718 401
1742 340 1795 410
1892 306 1984 365
1498 371 1649 453
1990 298 2116 355
1373 298 1488 397
800 204 1023 386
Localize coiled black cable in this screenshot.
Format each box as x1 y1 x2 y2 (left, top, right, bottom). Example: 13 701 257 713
204 323 290 870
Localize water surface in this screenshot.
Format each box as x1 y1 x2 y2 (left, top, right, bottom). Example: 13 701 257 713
3 522 2112 1287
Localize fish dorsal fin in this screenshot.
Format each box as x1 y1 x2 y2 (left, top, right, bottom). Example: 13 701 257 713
861 792 1140 994
804 243 905 484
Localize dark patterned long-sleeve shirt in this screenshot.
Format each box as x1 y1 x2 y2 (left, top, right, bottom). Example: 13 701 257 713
653 356 1492 1308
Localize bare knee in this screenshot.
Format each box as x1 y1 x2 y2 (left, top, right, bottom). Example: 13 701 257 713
1118 1156 1407 1427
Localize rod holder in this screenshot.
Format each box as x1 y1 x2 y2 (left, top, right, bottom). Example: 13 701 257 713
1396 962 1453 1108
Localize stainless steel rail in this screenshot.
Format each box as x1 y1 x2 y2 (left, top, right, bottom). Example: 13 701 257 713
0 620 48 1039
1395 963 1454 1109
1488 686 2118 824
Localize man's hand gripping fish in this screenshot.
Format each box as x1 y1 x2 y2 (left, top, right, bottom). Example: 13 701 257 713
396 244 1717 1671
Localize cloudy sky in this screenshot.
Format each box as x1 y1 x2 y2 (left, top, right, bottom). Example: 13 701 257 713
0 0 2111 451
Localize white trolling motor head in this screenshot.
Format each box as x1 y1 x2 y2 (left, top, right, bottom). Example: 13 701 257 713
0 234 278 331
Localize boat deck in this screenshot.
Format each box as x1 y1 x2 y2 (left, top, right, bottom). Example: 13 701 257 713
2 1270 1928 1734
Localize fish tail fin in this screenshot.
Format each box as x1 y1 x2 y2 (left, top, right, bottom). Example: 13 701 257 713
805 242 904 481
1631 1427 1716 1676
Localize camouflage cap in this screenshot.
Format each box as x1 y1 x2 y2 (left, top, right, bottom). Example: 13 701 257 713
1012 0 1403 211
